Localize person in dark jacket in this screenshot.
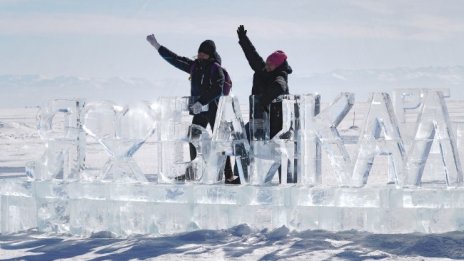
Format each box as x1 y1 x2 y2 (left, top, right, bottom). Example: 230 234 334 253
236 25 293 183
236 25 292 139
146 34 237 183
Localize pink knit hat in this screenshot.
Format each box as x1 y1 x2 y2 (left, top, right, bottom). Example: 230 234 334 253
266 50 287 68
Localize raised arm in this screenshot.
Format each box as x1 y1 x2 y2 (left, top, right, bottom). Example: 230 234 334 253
146 34 194 74
237 25 266 72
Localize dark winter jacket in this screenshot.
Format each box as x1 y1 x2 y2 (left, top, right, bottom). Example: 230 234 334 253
238 34 292 138
157 46 224 111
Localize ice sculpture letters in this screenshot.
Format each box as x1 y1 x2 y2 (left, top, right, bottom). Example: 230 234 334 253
27 99 86 180
4 89 464 236
82 101 155 182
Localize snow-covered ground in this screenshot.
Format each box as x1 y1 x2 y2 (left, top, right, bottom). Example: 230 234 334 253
1 225 464 260
1 105 464 260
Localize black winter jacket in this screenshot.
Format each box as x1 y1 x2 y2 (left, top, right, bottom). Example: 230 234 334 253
158 46 224 109
238 34 292 138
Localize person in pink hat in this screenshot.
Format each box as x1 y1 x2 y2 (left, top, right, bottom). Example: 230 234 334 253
237 25 293 183
237 25 292 139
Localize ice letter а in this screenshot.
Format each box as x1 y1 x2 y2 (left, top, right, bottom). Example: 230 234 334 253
351 93 407 187
202 96 250 184
403 90 463 187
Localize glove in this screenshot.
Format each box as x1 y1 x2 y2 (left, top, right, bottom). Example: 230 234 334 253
191 101 203 115
146 34 161 50
237 25 247 39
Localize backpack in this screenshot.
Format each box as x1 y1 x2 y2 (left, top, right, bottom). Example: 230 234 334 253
190 62 232 95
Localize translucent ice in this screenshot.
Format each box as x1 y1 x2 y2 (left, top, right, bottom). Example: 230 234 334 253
298 94 321 186
352 93 406 187
270 95 300 184
187 124 212 181
250 95 300 185
6 90 464 237
309 93 354 186
27 99 86 180
393 88 450 125
249 95 277 185
82 101 155 182
203 96 250 184
404 90 463 187
152 97 212 183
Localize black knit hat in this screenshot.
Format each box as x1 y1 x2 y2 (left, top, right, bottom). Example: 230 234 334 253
198 40 216 57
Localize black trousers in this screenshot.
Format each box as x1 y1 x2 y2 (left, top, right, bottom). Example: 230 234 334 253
190 113 234 180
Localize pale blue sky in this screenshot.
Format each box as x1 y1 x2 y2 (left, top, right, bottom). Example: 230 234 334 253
0 0 464 105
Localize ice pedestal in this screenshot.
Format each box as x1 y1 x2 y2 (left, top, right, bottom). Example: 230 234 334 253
0 179 35 234
4 178 464 235
68 183 195 236
290 186 464 233
34 180 72 233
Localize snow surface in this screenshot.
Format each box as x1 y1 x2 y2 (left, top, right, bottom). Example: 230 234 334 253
1 225 464 260
1 106 464 260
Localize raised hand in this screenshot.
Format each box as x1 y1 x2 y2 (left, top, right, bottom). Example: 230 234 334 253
146 34 161 50
237 25 247 39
